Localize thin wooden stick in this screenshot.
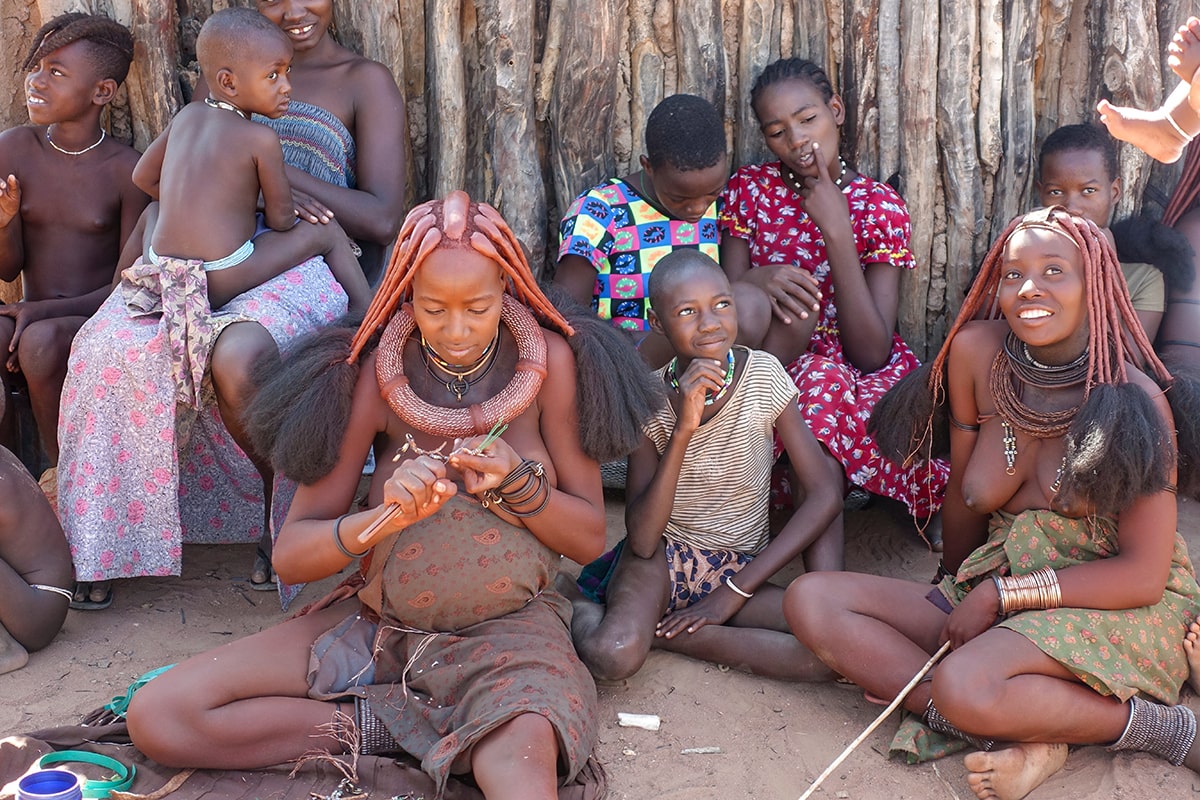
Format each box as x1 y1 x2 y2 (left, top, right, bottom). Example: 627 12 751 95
798 641 952 800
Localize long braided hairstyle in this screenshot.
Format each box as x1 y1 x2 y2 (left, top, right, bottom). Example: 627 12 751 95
23 12 135 84
247 191 664 484
870 207 1200 512
750 57 835 107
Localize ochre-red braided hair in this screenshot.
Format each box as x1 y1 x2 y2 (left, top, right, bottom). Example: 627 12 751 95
346 190 573 363
1164 142 1200 227
927 207 1171 405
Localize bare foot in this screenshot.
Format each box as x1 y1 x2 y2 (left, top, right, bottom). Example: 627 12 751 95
1097 99 1189 164
1184 619 1200 694
0 622 29 675
964 743 1068 800
1169 18 1200 85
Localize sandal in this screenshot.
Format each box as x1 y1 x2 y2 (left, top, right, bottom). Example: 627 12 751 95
249 546 277 591
70 581 113 610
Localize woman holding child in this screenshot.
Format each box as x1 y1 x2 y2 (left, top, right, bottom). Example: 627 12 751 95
58 0 407 606
788 207 1200 800
720 57 948 531
126 192 656 799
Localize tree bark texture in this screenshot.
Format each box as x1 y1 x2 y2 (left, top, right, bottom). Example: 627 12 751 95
0 0 1187 356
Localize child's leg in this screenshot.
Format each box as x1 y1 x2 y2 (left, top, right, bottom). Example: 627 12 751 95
1169 18 1200 101
15 316 86 464
1098 81 1200 165
209 321 279 585
732 281 819 366
655 584 835 681
562 542 671 682
306 221 371 314
791 452 846 572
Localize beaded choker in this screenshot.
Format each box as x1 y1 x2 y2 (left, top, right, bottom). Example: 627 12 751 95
1004 331 1089 390
990 331 1087 442
667 348 736 406
45 127 105 156
375 294 547 437
419 332 500 401
204 96 249 120
781 157 849 194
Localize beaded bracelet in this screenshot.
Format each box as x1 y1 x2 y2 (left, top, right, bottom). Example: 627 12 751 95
724 575 754 599
333 512 369 559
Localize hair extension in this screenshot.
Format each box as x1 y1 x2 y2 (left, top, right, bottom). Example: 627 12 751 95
750 57 835 110
541 284 666 461
879 207 1196 510
1164 142 1200 227
644 94 726 172
22 12 134 84
244 317 362 484
1038 123 1119 184
251 191 663 483
1111 215 1196 293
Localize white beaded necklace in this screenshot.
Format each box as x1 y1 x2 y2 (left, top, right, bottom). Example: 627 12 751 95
45 126 105 156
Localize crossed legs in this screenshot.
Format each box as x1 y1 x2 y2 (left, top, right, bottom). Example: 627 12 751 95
785 571 1199 800
566 541 832 683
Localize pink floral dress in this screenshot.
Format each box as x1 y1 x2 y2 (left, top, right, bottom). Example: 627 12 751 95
719 162 948 518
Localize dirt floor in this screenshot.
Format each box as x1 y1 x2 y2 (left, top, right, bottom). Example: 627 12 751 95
5 493 1200 799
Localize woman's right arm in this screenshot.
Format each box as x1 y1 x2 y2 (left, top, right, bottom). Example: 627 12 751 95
940 324 991 573
272 355 394 583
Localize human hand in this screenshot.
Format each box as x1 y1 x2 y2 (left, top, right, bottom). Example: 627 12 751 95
448 435 522 496
0 299 53 372
655 583 745 638
291 187 334 224
0 174 20 228
938 580 1001 649
361 455 457 547
745 264 822 325
673 356 730 431
795 142 853 239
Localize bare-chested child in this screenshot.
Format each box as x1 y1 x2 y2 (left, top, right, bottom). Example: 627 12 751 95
0 13 147 465
563 250 843 682
132 7 370 314
0 443 73 674
97 6 373 604
1098 16 1200 164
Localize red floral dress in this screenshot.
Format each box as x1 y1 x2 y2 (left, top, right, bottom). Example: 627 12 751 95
719 162 948 518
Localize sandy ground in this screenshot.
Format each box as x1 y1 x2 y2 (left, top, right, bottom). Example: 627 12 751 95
6 492 1200 799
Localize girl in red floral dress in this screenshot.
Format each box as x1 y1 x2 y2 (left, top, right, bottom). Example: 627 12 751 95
719 57 948 536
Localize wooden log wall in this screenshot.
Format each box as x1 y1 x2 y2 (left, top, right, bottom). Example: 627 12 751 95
4 0 1199 356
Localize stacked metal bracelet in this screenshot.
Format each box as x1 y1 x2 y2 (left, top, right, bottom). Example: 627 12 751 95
481 459 550 517
992 566 1061 614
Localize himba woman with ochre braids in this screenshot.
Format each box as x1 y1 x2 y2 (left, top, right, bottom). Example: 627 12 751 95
787 207 1200 800
124 191 663 798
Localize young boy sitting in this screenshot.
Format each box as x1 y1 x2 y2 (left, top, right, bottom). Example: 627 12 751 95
101 6 371 600
1036 123 1172 341
562 250 843 682
132 7 370 314
0 12 147 466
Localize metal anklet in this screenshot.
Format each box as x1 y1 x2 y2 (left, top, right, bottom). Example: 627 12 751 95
1109 695 1196 766
924 699 996 751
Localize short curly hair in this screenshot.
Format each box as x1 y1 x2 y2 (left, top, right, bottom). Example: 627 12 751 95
22 12 134 85
644 94 726 172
